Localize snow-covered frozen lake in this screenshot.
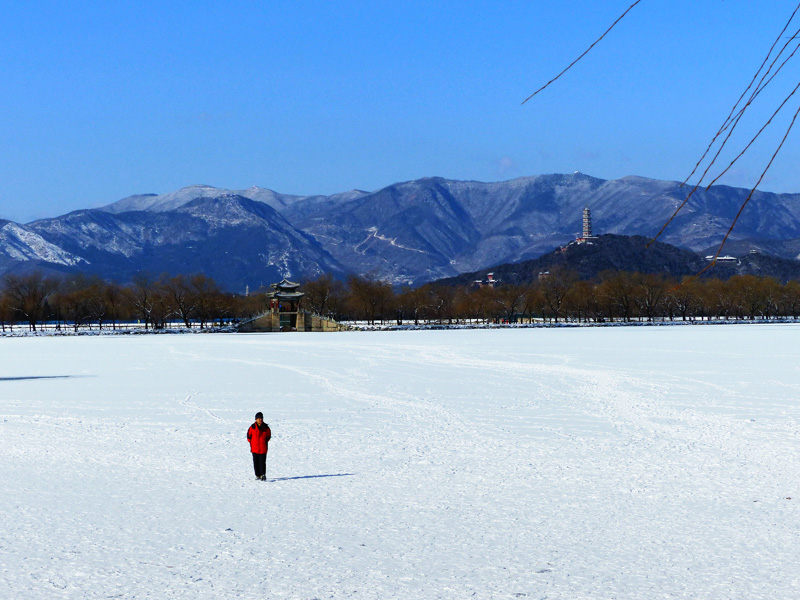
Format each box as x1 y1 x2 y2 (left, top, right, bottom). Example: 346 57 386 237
2 325 800 599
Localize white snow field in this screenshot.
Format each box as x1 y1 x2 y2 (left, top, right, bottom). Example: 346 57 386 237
2 325 800 599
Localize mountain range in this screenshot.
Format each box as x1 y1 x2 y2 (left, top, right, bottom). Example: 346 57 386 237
2 173 800 290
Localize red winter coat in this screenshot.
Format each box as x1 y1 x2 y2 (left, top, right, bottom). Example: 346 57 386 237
247 422 271 454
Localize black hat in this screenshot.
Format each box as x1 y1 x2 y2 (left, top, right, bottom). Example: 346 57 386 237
255 412 263 420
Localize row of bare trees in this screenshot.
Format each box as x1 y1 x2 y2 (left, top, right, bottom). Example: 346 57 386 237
3 268 800 331
304 270 800 326
0 272 263 332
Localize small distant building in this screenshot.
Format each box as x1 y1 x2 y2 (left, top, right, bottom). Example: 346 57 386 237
238 278 346 332
473 272 498 288
705 255 739 264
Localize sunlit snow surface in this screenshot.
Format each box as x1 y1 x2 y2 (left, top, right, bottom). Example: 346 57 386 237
2 325 800 599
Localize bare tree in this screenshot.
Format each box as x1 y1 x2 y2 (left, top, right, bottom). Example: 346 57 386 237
236 292 269 322
539 267 578 323
125 272 157 329
53 274 104 331
103 282 124 330
761 277 782 319
634 273 671 322
597 271 637 322
1 271 59 331
149 280 171 329
730 274 770 320
780 280 800 318
396 285 430 325
190 274 221 329
457 286 495 324
566 279 602 323
702 278 733 321
210 291 236 327
162 274 195 328
0 291 13 331
670 277 702 321
346 275 393 325
493 284 526 323
303 273 345 318
428 285 457 324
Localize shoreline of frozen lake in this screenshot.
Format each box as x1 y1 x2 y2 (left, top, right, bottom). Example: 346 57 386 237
2 325 799 598
3 316 800 338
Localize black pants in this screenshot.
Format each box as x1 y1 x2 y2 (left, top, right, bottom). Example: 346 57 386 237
252 453 267 478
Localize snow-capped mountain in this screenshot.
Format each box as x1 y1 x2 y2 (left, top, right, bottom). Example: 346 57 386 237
21 194 344 291
2 173 800 289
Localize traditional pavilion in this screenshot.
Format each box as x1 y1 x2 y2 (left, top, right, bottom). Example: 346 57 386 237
267 278 305 331
238 278 346 332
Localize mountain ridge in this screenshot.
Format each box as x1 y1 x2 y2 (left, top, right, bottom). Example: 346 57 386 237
3 173 800 290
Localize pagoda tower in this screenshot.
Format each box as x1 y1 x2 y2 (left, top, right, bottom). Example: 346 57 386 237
582 206 593 239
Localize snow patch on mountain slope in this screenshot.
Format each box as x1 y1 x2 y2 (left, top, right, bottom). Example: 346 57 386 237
176 195 267 229
238 186 306 210
101 185 322 215
359 227 428 254
101 185 225 213
0 223 86 265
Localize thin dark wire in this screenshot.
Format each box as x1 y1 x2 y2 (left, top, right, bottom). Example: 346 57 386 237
522 0 644 105
713 102 800 259
706 79 800 189
678 101 800 288
711 33 800 145
688 30 800 187
646 183 700 250
649 31 800 248
680 2 800 185
676 38 800 213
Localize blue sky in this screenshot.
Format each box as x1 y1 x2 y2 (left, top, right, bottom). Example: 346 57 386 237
3 1 800 222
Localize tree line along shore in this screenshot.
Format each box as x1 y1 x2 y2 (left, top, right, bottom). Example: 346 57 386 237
3 268 800 333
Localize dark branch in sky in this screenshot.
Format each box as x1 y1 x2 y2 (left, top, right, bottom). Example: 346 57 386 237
521 0 644 105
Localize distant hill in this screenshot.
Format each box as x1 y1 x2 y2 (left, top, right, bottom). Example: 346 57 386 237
433 234 800 286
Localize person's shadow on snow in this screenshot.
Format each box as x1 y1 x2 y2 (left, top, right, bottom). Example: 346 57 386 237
268 473 355 482
0 375 89 381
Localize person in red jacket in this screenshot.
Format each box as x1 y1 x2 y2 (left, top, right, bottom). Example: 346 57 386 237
247 412 271 481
